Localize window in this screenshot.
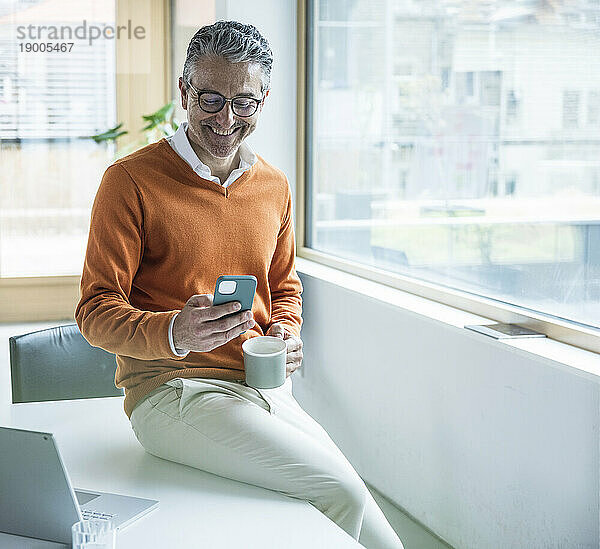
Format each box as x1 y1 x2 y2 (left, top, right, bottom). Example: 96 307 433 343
304 0 600 338
479 71 501 107
0 0 171 288
588 90 600 126
563 90 580 129
455 71 474 103
0 0 117 277
505 89 520 126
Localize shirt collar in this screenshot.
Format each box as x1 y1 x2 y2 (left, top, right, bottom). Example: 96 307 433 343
168 121 257 176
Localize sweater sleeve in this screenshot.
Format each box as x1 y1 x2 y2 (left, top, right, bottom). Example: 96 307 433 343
74 163 184 360
267 186 303 339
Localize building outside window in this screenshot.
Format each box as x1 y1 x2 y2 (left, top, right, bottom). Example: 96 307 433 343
306 0 600 332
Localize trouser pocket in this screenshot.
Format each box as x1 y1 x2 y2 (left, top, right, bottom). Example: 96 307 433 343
251 387 274 415
170 378 273 417
166 378 183 398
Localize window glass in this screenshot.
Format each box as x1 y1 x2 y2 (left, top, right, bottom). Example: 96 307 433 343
0 0 116 277
308 0 600 329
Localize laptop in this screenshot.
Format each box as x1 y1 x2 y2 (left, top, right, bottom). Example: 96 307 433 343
0 426 159 545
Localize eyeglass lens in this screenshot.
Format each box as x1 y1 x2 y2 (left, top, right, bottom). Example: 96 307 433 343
199 93 258 116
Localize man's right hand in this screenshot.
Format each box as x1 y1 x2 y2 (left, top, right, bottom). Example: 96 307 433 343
172 294 255 353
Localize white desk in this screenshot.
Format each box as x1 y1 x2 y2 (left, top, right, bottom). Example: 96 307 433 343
0 396 363 548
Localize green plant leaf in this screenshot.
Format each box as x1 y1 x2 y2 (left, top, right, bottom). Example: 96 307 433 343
93 101 179 158
89 123 128 143
142 102 175 124
141 101 178 131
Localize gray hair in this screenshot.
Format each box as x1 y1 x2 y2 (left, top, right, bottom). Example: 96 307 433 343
183 20 273 93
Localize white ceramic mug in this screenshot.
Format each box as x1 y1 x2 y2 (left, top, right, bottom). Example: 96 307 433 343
242 336 287 389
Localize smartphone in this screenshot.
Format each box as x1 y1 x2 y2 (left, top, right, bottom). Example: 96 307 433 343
465 323 546 340
213 275 257 333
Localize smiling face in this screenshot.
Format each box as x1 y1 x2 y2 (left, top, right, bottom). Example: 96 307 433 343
179 55 268 163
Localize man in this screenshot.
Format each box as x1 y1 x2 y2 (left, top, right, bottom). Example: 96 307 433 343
75 21 404 549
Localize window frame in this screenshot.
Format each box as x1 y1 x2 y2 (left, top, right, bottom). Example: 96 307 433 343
296 0 600 355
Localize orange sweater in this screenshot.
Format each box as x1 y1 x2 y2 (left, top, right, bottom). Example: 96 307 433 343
75 138 303 418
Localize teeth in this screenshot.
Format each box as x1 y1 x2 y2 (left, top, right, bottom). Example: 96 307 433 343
210 127 237 136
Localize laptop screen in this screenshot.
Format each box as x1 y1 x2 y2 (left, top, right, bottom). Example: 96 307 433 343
0 427 82 543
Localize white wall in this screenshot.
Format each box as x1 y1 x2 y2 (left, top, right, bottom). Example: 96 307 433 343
295 271 599 549
219 0 298 207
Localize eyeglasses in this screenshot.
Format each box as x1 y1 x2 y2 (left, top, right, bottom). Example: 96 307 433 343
186 83 263 117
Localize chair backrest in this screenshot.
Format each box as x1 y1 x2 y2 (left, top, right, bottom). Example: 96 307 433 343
9 323 124 403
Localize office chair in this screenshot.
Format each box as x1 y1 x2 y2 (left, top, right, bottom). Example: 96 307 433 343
9 323 124 403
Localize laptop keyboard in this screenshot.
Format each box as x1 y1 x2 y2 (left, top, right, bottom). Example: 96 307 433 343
81 509 116 520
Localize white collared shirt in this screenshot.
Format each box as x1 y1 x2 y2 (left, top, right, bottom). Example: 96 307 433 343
166 121 257 188
166 121 258 357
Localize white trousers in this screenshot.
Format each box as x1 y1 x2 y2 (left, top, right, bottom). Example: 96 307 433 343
129 376 404 549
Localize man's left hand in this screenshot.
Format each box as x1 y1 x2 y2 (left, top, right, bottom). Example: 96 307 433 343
265 323 303 377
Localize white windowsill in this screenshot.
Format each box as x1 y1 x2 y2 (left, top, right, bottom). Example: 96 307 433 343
295 257 600 384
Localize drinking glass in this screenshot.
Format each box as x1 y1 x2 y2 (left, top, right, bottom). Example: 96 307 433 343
72 518 116 548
